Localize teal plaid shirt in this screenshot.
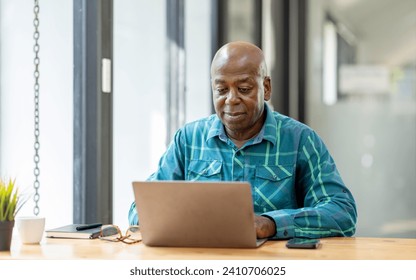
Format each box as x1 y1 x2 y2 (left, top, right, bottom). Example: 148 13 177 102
129 104 357 239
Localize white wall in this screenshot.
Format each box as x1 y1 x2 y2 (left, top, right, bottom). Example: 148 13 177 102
113 0 212 228
113 0 167 229
0 0 73 229
185 0 212 122
0 0 212 231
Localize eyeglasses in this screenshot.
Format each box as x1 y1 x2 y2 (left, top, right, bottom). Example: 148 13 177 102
99 225 142 244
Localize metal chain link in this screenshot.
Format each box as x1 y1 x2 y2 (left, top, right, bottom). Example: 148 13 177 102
33 0 40 216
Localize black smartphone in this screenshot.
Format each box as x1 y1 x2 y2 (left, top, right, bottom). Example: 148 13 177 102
286 238 321 249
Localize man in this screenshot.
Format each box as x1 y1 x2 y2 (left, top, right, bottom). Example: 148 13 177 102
129 41 357 239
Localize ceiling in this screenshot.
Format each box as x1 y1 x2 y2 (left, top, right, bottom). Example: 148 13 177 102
329 0 416 66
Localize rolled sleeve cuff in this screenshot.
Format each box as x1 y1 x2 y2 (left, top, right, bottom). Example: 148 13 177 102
262 210 296 239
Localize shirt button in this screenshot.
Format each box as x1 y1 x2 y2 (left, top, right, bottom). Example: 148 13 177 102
283 230 288 236
273 175 278 179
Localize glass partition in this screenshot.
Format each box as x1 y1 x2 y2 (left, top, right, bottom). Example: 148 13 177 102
307 0 416 238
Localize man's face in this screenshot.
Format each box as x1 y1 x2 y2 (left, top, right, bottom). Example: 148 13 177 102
211 58 271 138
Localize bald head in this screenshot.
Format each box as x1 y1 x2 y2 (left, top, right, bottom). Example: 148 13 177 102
210 41 272 144
211 41 267 78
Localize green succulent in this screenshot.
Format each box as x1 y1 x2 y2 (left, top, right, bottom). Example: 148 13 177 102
0 178 24 221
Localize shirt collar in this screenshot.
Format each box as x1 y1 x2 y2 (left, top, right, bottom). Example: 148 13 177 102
207 104 278 146
207 114 227 141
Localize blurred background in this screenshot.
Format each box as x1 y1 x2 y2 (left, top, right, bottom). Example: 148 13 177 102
1 0 415 238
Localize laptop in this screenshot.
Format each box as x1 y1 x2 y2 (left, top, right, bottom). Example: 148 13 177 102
132 181 268 248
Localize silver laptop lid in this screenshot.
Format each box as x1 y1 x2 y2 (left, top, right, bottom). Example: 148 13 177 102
132 181 265 248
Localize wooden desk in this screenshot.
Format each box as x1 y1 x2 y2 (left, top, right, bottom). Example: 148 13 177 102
1 237 415 260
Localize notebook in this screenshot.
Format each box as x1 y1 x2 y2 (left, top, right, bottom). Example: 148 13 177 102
132 181 267 248
45 224 101 239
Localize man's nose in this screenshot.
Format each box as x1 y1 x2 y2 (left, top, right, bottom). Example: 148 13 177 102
225 88 240 105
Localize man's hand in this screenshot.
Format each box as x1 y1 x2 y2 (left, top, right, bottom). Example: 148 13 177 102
254 215 276 238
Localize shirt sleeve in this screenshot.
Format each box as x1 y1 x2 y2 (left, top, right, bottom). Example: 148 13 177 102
263 130 357 239
128 129 186 225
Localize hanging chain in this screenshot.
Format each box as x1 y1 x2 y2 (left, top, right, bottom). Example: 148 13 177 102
33 0 40 216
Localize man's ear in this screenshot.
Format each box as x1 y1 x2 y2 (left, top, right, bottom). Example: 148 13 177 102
263 76 271 101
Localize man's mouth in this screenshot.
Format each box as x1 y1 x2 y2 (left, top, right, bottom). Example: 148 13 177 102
224 112 246 121
225 112 245 116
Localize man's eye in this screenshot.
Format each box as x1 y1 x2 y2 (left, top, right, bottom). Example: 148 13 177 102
217 88 228 94
238 88 251 93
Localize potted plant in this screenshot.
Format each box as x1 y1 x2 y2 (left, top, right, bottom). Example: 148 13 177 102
0 178 26 251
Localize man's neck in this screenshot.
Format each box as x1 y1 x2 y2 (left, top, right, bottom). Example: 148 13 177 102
225 109 267 148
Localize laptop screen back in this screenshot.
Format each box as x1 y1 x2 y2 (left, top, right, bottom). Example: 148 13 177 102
132 181 263 248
